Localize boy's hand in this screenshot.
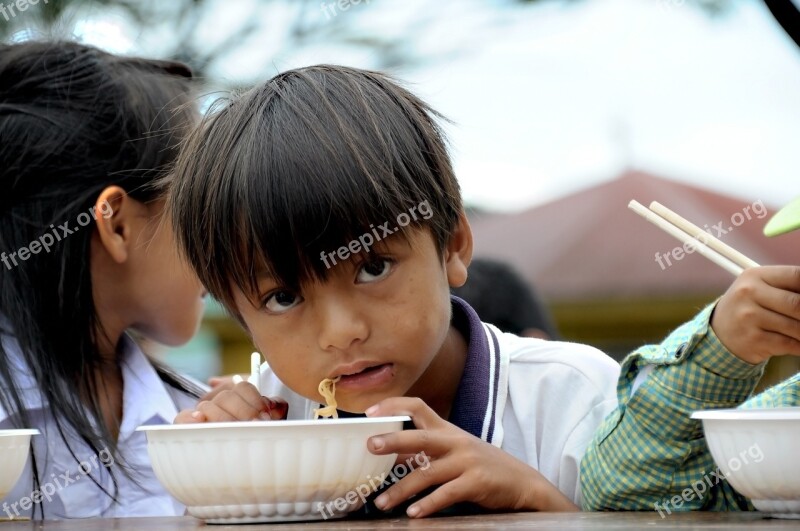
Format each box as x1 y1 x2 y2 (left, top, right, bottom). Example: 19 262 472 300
364 397 577 518
174 382 288 424
711 266 800 365
201 374 247 401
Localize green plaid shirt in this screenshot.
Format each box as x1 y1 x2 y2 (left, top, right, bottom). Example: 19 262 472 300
580 303 800 511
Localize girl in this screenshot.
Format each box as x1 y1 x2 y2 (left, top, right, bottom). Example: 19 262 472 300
0 41 207 519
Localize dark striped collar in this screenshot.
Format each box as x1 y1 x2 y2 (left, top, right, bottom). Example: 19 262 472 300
448 295 502 444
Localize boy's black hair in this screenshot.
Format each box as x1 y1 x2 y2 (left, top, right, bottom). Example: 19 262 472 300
451 258 561 339
169 65 462 314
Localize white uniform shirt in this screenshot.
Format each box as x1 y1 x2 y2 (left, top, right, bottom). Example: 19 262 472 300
258 296 620 506
0 333 200 519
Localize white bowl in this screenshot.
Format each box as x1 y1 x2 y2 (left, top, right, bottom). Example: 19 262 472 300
0 429 38 500
692 408 800 518
137 416 410 524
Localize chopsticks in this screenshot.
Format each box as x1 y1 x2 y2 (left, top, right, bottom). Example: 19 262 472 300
232 351 262 393
249 352 261 393
628 200 760 276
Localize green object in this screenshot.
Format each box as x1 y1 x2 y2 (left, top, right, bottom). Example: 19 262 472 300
764 196 800 236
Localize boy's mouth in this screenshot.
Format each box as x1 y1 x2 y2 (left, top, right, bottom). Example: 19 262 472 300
333 363 394 391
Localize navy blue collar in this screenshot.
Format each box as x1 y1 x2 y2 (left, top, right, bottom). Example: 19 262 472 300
448 295 501 442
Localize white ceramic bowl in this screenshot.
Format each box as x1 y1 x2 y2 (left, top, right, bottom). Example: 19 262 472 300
692 408 800 518
0 429 38 500
137 416 409 524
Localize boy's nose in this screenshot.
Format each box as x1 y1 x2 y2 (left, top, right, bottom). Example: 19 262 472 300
315 298 369 352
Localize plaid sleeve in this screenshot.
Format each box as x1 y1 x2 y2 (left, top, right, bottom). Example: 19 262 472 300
580 302 764 512
741 373 800 408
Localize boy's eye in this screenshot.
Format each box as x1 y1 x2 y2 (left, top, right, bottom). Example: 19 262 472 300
263 290 302 314
356 258 393 283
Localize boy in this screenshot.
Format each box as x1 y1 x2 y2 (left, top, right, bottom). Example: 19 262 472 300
580 198 800 511
168 65 620 516
167 65 796 517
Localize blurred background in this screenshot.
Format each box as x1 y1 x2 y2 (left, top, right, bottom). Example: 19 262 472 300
3 0 799 388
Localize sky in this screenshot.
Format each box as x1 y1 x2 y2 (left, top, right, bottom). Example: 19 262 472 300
73 0 800 212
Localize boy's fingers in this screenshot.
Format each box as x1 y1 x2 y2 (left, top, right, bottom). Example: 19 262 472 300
394 452 418 465
758 329 800 358
365 397 444 430
368 429 451 456
406 479 472 518
262 396 289 420
195 400 239 422
199 385 227 402
202 375 250 400
751 265 800 292
755 305 800 344
271 397 289 419
375 456 455 512
216 383 267 412
174 409 204 424
197 386 270 421
754 284 800 322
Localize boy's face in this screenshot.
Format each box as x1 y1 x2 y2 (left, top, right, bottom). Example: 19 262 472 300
232 216 472 413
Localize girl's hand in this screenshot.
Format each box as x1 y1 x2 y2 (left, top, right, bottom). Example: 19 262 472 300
174 382 288 423
712 266 800 365
364 397 578 518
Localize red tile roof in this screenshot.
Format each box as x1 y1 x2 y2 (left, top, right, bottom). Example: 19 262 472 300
469 170 800 301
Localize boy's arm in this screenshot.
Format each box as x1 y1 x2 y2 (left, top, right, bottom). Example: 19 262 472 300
580 303 762 511
741 372 800 408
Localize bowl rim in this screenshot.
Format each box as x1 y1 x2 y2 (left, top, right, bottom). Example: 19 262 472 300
692 407 800 420
136 415 412 432
0 429 39 437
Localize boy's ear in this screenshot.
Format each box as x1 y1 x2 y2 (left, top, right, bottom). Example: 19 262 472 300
445 211 473 288
94 186 134 264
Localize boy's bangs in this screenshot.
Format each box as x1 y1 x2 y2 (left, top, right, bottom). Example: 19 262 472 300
220 79 436 304
234 150 419 299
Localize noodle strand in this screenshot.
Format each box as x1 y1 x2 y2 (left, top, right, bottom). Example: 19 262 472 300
313 376 341 419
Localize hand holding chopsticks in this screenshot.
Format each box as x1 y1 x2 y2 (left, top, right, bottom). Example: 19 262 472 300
628 199 800 364
176 351 289 423
628 200 760 276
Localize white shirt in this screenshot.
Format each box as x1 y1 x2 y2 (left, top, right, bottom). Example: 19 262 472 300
0 333 200 519
259 296 620 506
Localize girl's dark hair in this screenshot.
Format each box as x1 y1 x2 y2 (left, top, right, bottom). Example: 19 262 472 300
169 65 462 314
0 41 202 514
